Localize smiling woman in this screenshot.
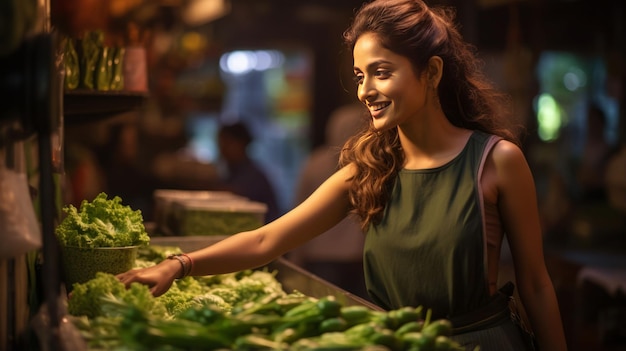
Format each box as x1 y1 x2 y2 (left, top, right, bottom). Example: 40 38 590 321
339 1 566 350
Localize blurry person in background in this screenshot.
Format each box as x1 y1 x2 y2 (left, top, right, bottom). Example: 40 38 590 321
288 103 369 299
576 103 614 204
213 121 280 223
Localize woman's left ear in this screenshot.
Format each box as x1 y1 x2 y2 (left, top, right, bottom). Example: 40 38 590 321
427 56 443 89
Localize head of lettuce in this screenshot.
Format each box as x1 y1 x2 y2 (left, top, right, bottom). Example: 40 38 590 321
55 192 150 248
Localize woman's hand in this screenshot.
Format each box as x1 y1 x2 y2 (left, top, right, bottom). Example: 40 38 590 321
116 258 182 297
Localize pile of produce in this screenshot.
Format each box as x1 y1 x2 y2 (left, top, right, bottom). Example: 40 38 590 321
55 192 151 288
172 202 266 236
61 30 125 91
55 192 149 248
67 246 469 351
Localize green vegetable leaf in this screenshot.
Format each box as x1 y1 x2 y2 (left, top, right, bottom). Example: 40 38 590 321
55 192 149 248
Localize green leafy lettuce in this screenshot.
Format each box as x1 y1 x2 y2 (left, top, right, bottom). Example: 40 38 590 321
68 272 166 319
55 192 149 248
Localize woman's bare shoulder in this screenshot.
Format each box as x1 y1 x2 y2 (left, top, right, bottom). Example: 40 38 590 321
487 139 536 197
490 139 528 170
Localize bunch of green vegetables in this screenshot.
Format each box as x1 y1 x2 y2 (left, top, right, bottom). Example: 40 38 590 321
79 288 464 351
67 244 469 350
62 30 125 91
55 192 149 248
68 269 296 350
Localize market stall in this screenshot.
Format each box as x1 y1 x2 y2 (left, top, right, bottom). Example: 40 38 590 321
0 2 466 350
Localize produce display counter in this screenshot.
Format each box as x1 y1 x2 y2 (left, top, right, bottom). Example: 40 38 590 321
38 235 381 351
150 236 381 310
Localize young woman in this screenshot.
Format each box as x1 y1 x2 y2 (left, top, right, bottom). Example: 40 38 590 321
117 0 567 349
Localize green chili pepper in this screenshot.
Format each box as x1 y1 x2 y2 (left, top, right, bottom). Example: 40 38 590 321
395 306 423 325
421 319 453 338
317 296 342 318
272 320 322 344
319 317 348 333
434 335 459 350
369 328 400 350
62 37 79 90
284 300 318 318
80 31 103 90
402 331 435 350
95 46 111 91
344 322 378 339
340 305 374 326
395 320 424 337
109 46 125 91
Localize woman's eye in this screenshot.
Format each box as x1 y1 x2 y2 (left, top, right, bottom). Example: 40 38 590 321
353 74 364 85
375 70 390 78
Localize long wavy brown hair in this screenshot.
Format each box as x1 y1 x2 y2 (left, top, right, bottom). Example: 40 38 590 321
339 0 521 231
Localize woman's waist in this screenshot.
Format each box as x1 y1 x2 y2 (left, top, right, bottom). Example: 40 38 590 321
448 282 514 334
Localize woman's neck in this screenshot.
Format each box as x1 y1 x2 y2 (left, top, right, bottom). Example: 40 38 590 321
398 118 472 170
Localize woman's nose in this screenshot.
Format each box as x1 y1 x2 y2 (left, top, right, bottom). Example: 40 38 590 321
357 79 375 103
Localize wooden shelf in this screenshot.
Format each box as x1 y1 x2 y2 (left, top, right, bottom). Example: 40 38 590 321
63 90 148 125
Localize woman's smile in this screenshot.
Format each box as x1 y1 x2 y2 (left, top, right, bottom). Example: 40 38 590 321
367 101 391 118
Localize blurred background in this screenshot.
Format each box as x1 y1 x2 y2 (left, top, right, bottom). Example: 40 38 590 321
57 0 626 236
2 0 625 350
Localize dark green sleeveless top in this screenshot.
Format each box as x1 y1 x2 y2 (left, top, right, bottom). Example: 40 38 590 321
364 131 501 319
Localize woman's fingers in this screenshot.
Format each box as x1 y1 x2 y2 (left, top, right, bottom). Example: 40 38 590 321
150 285 165 297
115 271 130 286
116 269 147 286
115 266 174 297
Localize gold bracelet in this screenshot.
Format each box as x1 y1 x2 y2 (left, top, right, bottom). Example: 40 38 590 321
166 254 188 279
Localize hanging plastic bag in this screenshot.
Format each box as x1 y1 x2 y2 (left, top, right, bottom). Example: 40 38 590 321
0 166 42 259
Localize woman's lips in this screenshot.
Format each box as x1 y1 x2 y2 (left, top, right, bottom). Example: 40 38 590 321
368 102 390 118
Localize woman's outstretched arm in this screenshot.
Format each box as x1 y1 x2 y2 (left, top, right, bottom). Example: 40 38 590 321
117 165 356 296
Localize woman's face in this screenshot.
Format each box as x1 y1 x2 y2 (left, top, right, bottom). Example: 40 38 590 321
353 32 429 131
